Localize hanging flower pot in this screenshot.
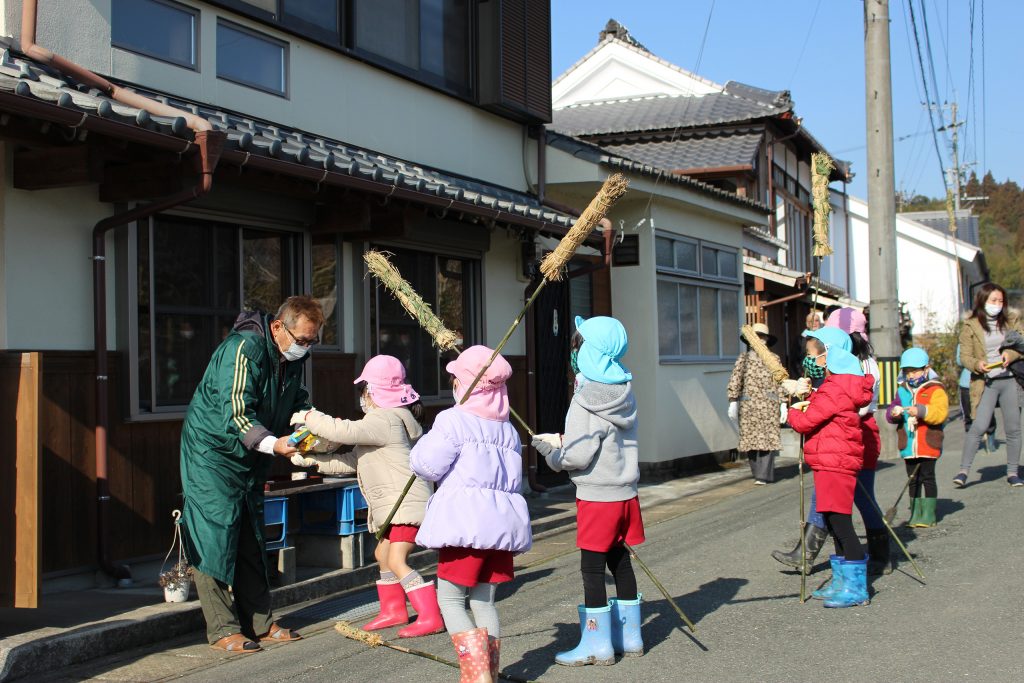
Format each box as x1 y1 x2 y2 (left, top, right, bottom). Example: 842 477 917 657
159 510 193 604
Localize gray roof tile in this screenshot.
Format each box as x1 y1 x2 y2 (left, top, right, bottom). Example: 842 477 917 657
602 129 764 173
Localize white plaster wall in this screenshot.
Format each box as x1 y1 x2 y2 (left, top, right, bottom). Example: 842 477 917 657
5 0 531 191
483 230 528 356
604 199 744 463
2 180 114 350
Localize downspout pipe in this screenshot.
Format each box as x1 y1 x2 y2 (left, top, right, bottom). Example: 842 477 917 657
20 0 212 132
91 130 225 583
21 0 223 581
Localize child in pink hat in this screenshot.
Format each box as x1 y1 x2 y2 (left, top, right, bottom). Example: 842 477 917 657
292 355 443 638
409 345 532 681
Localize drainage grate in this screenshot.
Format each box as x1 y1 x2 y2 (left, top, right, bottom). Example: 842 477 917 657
287 587 380 623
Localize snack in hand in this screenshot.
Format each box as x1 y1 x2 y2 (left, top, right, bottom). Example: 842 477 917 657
790 401 810 412
985 361 1005 371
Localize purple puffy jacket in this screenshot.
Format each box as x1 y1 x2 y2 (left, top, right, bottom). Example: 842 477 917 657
409 406 532 553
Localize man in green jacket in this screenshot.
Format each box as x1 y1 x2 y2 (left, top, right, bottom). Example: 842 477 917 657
180 295 323 653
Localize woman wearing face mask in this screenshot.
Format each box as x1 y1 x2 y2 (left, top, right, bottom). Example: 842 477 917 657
292 355 444 637
955 283 1024 487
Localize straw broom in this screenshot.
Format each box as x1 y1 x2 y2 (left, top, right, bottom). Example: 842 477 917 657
364 250 534 539
740 325 789 383
811 152 835 258
458 173 629 401
335 621 536 683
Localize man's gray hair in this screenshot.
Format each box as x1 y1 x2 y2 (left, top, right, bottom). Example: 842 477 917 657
275 295 325 329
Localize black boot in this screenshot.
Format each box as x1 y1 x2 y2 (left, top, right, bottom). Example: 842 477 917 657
866 528 891 575
771 525 829 569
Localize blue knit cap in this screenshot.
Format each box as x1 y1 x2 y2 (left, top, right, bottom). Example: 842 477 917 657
575 316 632 384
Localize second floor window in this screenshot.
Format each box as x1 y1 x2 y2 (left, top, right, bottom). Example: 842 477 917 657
111 0 198 69
217 20 288 96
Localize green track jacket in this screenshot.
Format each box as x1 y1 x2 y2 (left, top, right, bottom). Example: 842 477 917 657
179 311 311 585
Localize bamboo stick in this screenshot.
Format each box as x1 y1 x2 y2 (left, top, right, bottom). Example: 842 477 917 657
625 543 696 633
855 480 926 581
459 174 629 401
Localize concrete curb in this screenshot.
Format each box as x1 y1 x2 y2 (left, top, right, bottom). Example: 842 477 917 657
0 467 754 681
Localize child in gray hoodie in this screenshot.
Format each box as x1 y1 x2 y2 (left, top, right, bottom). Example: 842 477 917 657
532 315 644 667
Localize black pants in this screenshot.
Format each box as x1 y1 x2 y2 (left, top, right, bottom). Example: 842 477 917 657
906 458 938 498
823 512 864 561
581 546 638 608
961 386 997 435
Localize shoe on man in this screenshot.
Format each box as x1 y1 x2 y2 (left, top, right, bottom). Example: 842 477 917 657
952 472 968 488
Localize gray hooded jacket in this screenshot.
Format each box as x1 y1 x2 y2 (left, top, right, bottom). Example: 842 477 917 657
546 380 639 502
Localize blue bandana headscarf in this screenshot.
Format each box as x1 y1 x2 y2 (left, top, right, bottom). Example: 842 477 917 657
574 316 632 384
805 327 864 376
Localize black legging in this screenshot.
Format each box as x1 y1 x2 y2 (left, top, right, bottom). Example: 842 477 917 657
906 458 938 498
581 546 638 608
823 512 864 561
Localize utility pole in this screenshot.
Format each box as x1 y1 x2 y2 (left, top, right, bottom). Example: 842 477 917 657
864 0 902 369
948 101 963 211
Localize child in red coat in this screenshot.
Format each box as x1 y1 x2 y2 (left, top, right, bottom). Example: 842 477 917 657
788 327 875 608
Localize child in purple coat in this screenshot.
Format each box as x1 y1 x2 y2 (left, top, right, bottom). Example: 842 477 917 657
410 345 532 682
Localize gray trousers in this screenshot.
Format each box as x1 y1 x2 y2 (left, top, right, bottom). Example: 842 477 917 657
436 578 499 637
744 450 777 483
961 378 1022 476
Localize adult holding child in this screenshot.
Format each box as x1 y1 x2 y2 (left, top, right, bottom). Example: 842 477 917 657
954 283 1024 488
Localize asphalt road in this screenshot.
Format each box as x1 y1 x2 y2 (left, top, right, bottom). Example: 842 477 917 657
40 423 1023 682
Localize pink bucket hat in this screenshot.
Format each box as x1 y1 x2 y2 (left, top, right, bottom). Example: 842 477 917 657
354 355 419 409
826 307 869 341
446 345 512 421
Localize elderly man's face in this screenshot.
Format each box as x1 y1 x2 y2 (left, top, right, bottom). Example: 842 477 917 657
271 315 320 356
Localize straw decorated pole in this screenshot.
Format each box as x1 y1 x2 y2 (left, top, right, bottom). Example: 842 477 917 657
458 173 630 402
625 543 696 632
335 622 538 683
364 249 533 539
740 325 789 383
811 152 835 257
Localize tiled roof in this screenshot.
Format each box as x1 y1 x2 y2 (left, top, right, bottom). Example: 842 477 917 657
602 128 765 173
551 83 791 138
0 50 577 233
545 132 768 214
901 210 980 247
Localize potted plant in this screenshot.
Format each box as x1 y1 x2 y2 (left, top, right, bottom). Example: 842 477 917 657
159 560 192 603
159 509 192 603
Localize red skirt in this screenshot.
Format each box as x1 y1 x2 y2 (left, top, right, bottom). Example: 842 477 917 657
813 470 857 514
437 548 514 588
861 416 881 471
383 524 419 544
576 497 645 552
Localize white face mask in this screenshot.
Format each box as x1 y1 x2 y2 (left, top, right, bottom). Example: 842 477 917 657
281 342 309 362
358 395 369 414
985 303 1003 317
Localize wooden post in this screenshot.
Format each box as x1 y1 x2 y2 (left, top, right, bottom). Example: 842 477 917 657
14 352 41 608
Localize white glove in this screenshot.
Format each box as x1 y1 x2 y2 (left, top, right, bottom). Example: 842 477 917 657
727 401 739 424
291 454 318 468
906 416 918 432
289 410 309 427
531 433 562 457
891 405 903 418
796 377 812 397
780 379 800 396
779 403 788 425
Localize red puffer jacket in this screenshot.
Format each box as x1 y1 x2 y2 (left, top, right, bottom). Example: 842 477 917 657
789 373 875 476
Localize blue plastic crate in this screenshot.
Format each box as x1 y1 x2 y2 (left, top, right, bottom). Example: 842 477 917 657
298 484 368 535
264 496 288 550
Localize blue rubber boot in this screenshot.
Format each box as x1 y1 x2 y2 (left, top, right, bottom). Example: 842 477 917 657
811 555 844 600
609 593 643 658
824 558 871 608
555 605 615 667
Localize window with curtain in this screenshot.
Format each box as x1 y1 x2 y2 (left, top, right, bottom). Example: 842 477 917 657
655 234 741 362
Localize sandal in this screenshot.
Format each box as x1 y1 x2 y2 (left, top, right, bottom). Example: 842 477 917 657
211 633 261 654
259 622 303 643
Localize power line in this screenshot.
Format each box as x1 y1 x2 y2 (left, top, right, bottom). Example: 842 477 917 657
981 0 987 174
787 0 823 89
692 0 716 76
906 0 950 194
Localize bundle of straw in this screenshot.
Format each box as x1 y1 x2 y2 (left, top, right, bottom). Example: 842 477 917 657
459 174 629 400
539 173 630 280
740 324 789 383
335 622 536 682
811 152 835 258
364 250 460 351
946 189 957 234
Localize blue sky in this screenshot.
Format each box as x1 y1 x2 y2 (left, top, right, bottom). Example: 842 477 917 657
551 0 1021 201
